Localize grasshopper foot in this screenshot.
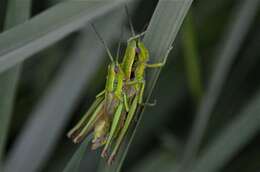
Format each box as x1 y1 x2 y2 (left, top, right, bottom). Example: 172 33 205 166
107 153 116 165
73 135 84 144
101 149 109 158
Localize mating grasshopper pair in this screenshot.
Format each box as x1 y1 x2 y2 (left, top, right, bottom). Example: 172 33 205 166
67 21 171 164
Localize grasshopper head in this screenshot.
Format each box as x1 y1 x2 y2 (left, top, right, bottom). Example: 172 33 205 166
108 63 116 75
114 61 123 74
128 38 137 47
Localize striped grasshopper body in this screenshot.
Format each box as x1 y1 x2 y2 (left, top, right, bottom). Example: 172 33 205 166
67 62 126 150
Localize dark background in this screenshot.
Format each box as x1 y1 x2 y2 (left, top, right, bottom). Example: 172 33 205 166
1 0 260 172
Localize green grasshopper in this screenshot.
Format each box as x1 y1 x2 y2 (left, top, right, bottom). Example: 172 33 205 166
67 21 144 153
67 24 129 150
67 59 124 149
67 29 143 155
67 12 172 164
106 37 172 164
98 38 138 157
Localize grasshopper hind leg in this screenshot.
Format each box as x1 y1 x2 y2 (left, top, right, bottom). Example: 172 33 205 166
101 103 124 158
96 90 105 98
67 97 103 142
107 96 138 165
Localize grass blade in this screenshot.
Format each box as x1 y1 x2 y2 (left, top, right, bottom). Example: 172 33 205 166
0 0 126 74
182 12 203 104
191 90 260 172
63 136 92 172
98 0 193 171
0 0 31 163
223 30 260 102
129 0 193 165
178 0 260 170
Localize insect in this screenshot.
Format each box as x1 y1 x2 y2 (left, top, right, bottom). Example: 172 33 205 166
67 8 172 165
106 36 172 165
67 24 128 150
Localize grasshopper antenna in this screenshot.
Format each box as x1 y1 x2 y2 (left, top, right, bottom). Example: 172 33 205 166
90 23 114 62
116 24 124 62
124 4 135 37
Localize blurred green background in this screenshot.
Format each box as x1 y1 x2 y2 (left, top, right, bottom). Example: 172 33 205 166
0 0 259 172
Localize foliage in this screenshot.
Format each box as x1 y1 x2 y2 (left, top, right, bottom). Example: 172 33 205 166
0 0 259 172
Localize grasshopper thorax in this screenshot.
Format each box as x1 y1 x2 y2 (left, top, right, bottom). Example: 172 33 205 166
136 40 149 62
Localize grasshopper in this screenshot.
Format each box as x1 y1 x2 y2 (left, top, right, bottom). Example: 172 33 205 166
67 9 172 164
67 28 144 160
67 24 129 150
67 59 125 149
99 35 139 158
106 37 172 164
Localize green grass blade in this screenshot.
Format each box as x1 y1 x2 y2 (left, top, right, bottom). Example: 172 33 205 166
63 135 92 172
182 12 203 104
4 7 127 172
0 0 126 74
98 0 193 171
221 30 260 105
191 90 260 172
0 0 31 163
129 0 192 166
178 0 260 170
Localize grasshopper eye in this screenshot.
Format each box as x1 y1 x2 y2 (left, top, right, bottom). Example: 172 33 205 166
114 66 119 73
135 47 141 54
